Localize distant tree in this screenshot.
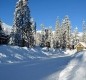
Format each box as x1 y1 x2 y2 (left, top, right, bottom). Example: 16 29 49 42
73 27 79 45
46 42 50 51
31 18 37 47
82 20 86 43
48 27 53 48
54 17 60 48
0 20 9 44
56 41 60 48
40 24 45 47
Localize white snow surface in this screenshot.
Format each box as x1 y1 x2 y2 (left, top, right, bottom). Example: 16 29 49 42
2 22 12 35
0 45 86 80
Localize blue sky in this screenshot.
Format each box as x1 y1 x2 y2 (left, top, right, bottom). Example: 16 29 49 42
0 0 86 31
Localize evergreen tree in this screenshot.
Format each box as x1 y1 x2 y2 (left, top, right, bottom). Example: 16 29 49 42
0 20 9 44
11 0 33 47
48 27 53 48
73 27 79 45
82 20 86 43
40 24 45 47
61 16 71 48
31 18 36 46
54 17 60 48
45 28 49 42
60 19 66 49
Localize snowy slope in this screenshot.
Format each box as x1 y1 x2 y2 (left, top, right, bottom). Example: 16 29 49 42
58 51 86 80
0 45 86 80
0 45 70 64
0 45 73 80
44 51 86 80
78 32 83 37
2 23 12 35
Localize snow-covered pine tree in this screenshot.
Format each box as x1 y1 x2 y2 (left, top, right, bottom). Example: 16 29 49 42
0 20 9 44
45 28 50 48
65 16 71 48
36 31 42 46
73 27 79 45
45 28 49 41
11 0 33 47
40 24 45 47
48 27 53 48
54 17 60 48
9 28 15 45
82 20 86 43
30 18 36 46
61 16 71 48
60 19 66 49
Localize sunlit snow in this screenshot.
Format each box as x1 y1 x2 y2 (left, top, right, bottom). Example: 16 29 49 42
0 45 86 80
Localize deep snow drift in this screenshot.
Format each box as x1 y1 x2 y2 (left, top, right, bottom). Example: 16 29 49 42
0 45 86 80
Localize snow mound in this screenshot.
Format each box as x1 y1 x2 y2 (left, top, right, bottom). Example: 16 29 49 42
0 45 70 64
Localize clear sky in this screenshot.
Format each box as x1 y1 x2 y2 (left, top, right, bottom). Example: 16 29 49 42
0 0 86 32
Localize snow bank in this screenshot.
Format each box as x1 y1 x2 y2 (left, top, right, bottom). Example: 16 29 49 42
42 50 86 80
0 45 69 64
58 50 86 80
